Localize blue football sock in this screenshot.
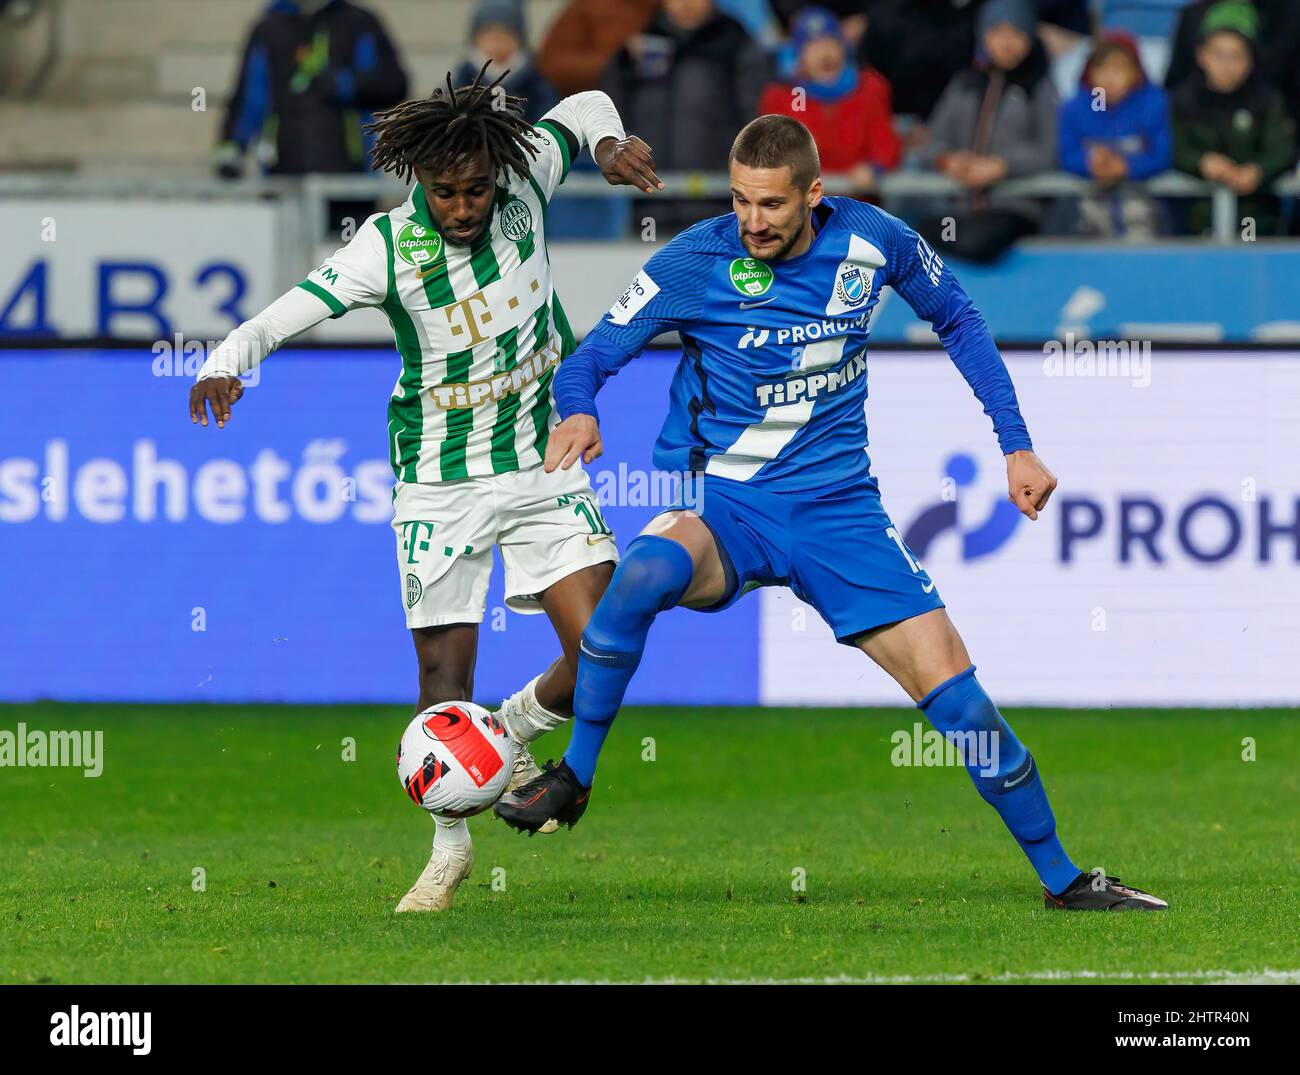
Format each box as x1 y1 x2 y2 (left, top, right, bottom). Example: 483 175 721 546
563 535 695 786
918 666 1081 896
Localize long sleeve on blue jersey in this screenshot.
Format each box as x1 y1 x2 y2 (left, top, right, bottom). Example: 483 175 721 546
553 237 706 421
553 334 640 423
888 220 1033 454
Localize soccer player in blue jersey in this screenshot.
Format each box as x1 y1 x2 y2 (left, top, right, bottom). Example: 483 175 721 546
496 115 1166 911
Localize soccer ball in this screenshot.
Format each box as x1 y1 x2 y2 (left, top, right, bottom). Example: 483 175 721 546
396 701 517 818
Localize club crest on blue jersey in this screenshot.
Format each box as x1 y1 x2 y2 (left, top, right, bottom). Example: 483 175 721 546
837 265 866 306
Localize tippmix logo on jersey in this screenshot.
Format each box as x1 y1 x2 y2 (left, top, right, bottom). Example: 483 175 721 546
395 222 443 269
729 257 774 298
498 198 533 242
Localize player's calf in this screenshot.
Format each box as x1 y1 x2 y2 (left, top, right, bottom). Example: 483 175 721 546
918 665 1082 898
562 535 695 785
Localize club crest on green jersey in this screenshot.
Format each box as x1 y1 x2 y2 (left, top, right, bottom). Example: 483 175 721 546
499 198 533 242
729 257 774 297
395 223 443 268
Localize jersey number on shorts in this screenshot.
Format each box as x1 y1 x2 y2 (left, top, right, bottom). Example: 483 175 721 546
556 493 612 536
886 526 936 594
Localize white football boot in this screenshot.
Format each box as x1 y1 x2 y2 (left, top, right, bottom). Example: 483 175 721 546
395 833 474 913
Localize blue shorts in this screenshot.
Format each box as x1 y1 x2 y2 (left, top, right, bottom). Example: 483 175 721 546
664 474 944 645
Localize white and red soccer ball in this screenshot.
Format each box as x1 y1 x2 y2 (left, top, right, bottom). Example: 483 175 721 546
397 702 518 818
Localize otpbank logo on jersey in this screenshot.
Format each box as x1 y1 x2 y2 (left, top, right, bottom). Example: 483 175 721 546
729 258 774 297
395 223 443 268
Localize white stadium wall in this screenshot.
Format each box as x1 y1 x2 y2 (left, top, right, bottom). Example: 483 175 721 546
759 352 1299 708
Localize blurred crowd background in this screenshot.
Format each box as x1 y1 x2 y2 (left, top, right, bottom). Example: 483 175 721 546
1 2 1294 709
3 0 1300 259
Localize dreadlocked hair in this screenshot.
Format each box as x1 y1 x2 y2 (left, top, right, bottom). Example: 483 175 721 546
365 62 538 184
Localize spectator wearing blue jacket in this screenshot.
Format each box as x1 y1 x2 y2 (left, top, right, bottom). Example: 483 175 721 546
1059 31 1173 237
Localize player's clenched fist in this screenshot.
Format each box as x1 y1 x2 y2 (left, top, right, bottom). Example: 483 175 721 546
593 135 664 195
545 414 603 473
190 375 243 428
1005 449 1057 522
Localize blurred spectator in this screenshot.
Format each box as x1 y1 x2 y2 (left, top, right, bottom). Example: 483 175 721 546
913 0 1059 261
217 0 407 178
857 0 979 123
771 0 868 47
1165 0 1300 125
1097 0 1187 80
453 0 557 122
1170 1 1296 235
1058 32 1172 238
537 0 658 96
603 0 768 173
603 0 768 232
759 7 900 196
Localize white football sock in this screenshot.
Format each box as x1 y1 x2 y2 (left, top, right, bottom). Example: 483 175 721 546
499 674 568 744
432 815 471 855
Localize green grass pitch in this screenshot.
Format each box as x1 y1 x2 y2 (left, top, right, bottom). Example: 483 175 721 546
1 703 1296 984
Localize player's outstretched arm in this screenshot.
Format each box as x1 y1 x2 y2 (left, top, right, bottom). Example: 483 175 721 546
536 92 663 196
189 286 332 429
189 375 245 429
885 217 1056 518
1005 449 1057 522
547 332 635 472
547 232 706 468
593 134 663 195
545 414 603 473
191 215 388 428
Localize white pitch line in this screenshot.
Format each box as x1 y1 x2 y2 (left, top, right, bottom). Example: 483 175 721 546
488 968 1300 986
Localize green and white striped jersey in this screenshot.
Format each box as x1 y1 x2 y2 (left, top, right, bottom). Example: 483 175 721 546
295 111 606 483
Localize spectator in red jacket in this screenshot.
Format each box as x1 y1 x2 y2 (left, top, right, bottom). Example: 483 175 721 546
759 6 901 196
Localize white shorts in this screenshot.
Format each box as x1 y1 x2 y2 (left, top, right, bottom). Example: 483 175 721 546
392 464 618 629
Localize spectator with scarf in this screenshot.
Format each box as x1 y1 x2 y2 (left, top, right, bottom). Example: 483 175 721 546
759 6 901 197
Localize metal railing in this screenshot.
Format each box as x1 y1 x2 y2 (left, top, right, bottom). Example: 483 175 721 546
2 167 1296 257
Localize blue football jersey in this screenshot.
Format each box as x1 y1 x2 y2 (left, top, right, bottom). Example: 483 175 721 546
553 197 1031 491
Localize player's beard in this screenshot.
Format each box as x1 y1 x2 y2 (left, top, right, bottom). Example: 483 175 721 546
739 205 810 262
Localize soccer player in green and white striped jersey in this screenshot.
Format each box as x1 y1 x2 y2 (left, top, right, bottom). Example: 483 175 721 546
190 67 662 912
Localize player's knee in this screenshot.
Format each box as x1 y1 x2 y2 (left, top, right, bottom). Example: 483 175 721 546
583 535 694 651
920 667 1022 748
